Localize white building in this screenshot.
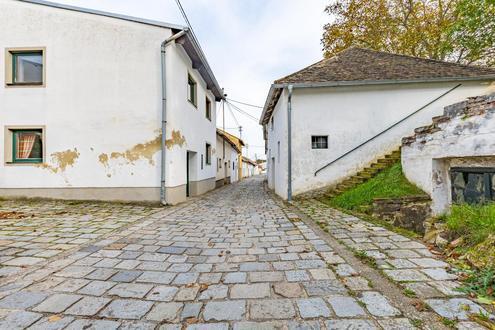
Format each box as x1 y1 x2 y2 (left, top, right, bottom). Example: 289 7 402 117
0 0 223 205
261 48 495 199
242 157 258 178
216 129 242 187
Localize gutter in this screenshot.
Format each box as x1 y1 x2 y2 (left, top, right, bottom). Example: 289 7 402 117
287 85 293 201
160 30 187 206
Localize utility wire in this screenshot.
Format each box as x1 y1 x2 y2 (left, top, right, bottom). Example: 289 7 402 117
226 101 260 122
226 102 240 127
226 98 264 109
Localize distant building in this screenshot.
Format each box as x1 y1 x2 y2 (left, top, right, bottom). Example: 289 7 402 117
261 48 495 199
216 129 243 187
242 157 258 178
1 0 223 204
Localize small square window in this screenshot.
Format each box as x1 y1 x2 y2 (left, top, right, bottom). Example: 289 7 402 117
12 129 43 163
205 97 212 120
205 143 212 165
187 74 197 106
311 136 328 149
6 49 44 86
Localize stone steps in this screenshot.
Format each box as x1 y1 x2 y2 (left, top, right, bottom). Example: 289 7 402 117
325 148 402 199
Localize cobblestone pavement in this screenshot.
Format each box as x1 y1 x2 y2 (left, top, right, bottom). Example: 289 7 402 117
0 178 490 329
0 200 160 279
294 199 493 329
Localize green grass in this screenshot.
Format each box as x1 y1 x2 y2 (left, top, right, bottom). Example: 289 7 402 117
325 162 425 212
443 203 495 246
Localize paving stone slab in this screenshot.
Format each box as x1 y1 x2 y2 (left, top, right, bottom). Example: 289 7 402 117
426 298 492 320
325 319 378 330
296 298 331 318
100 299 154 319
146 302 183 322
204 300 246 321
358 291 401 317
327 296 366 317
249 299 296 320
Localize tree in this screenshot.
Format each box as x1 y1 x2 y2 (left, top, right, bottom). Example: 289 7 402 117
322 0 495 66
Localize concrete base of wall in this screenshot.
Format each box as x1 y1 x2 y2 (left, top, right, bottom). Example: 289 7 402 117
0 187 161 202
215 179 224 188
189 177 215 197
0 177 217 205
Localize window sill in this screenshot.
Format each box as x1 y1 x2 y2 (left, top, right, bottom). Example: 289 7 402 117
187 99 198 108
5 161 43 166
6 82 44 88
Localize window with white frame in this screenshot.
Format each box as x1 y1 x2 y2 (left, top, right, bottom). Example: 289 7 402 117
311 136 328 149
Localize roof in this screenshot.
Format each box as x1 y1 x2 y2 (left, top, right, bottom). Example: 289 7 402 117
216 129 243 154
18 0 224 101
17 0 185 30
260 47 495 124
242 156 257 166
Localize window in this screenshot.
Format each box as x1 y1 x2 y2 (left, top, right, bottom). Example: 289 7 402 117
311 136 328 149
277 141 280 163
11 129 43 163
270 117 274 130
205 97 212 120
205 143 211 165
201 154 204 170
187 74 197 106
6 49 44 86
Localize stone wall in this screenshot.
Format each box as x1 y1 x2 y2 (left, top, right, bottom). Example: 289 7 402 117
402 93 495 215
372 196 432 234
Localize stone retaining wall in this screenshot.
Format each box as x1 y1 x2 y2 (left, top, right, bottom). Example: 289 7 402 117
372 195 432 234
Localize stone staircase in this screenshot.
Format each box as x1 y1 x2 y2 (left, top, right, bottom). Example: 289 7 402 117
324 148 402 198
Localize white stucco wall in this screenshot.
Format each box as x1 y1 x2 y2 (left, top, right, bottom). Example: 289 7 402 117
230 148 239 182
0 0 217 202
402 97 495 214
267 81 495 199
266 89 288 197
216 135 237 183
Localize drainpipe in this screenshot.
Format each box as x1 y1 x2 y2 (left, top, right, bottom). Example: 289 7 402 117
287 85 293 201
160 30 187 205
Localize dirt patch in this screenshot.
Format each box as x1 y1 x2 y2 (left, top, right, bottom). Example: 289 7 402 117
0 211 29 219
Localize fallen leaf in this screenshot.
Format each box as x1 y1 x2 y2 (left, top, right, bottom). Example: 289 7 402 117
48 315 62 322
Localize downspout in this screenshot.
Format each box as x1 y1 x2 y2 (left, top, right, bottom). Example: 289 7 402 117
287 85 293 201
160 30 187 205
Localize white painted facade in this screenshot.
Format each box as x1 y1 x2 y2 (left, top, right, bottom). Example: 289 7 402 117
242 158 257 178
265 81 495 199
0 0 221 204
402 94 495 215
215 133 241 186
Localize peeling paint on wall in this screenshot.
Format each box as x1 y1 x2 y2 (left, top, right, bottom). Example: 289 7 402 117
37 148 80 173
98 134 162 168
98 153 109 168
165 130 186 150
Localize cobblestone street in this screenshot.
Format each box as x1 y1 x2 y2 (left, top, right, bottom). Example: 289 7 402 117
0 178 489 329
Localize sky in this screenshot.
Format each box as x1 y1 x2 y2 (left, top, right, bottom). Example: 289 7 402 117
51 0 330 160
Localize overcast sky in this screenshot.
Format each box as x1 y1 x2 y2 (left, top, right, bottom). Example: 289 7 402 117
52 0 329 160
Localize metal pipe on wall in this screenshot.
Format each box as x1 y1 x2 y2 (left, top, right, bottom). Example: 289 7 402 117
287 84 293 201
160 30 187 205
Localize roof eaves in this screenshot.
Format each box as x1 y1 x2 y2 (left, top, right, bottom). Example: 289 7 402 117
175 31 223 101
260 75 495 125
17 0 186 31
